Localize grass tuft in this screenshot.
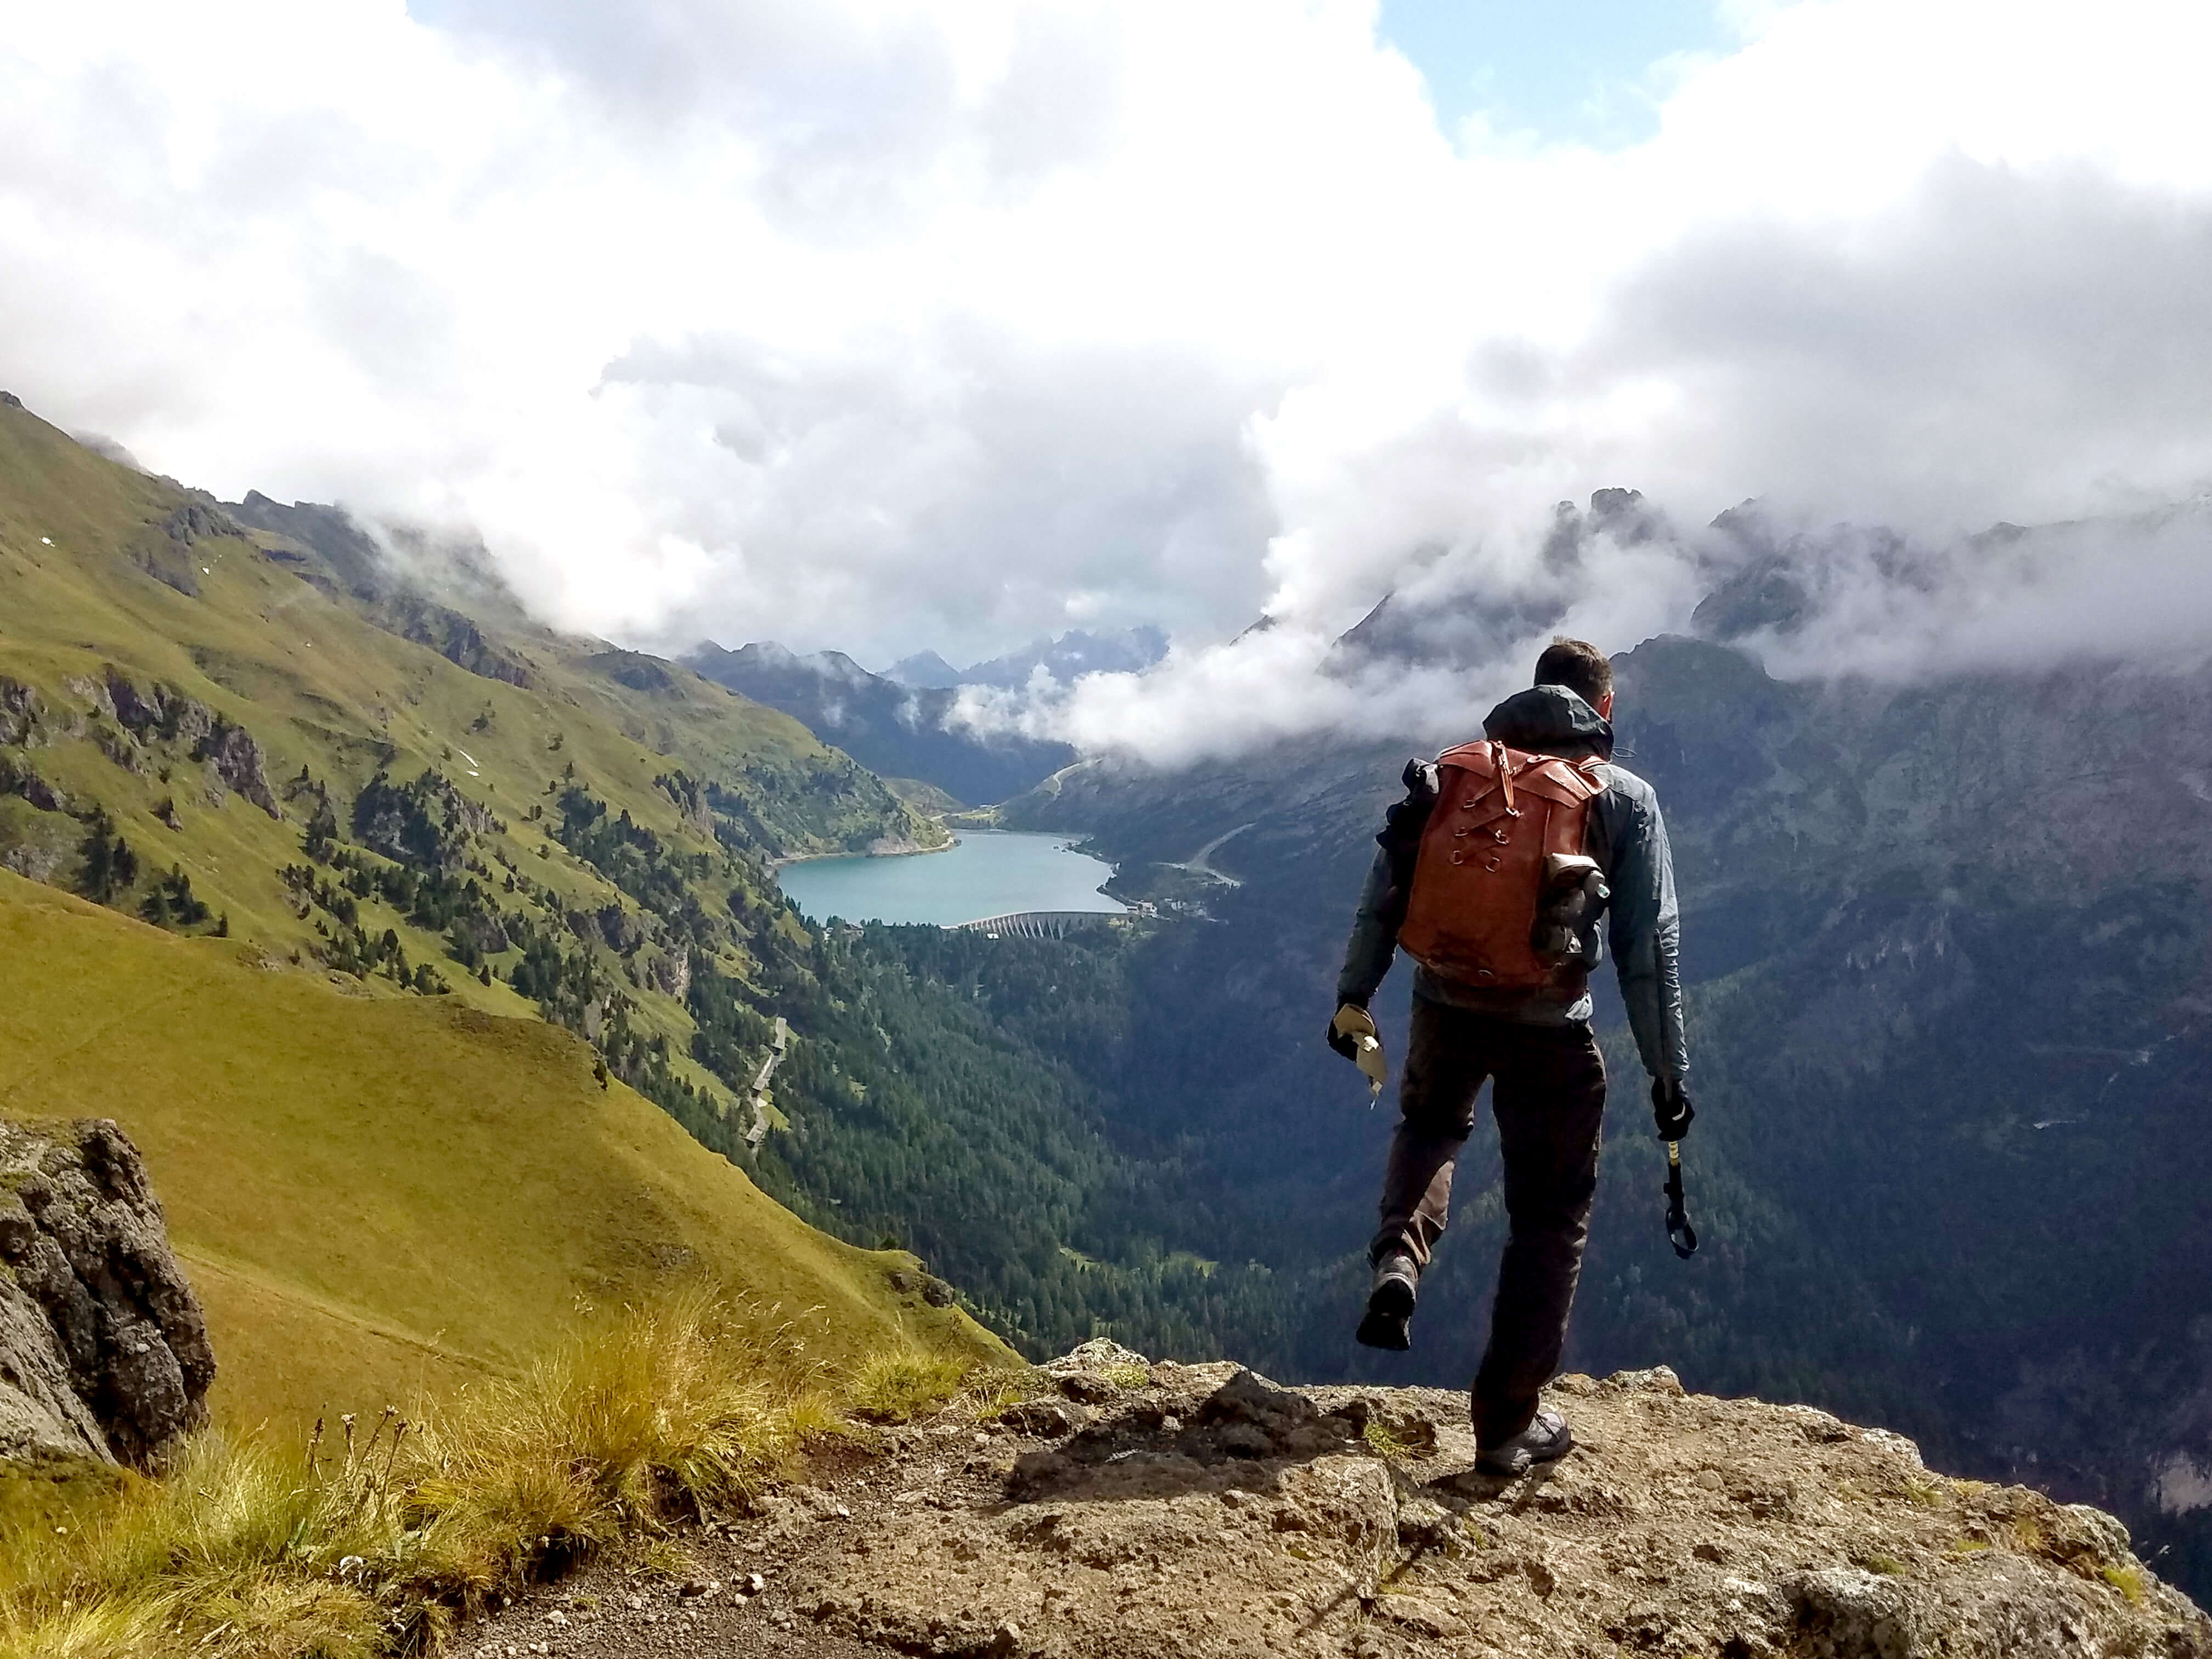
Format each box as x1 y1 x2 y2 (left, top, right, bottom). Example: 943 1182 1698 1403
1362 1421 1416 1464
844 1349 975 1424
0 1289 939 1657
2100 1563 2147 1604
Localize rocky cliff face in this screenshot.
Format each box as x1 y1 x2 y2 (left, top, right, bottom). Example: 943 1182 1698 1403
0 1119 214 1470
464 1342 2210 1659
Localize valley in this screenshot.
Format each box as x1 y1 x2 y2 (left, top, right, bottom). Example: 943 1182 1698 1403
5 387 2210 1617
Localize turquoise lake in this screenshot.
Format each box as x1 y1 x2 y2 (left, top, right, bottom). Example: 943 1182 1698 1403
776 831 1125 927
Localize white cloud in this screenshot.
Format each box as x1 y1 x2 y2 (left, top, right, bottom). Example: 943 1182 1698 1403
3 0 2212 755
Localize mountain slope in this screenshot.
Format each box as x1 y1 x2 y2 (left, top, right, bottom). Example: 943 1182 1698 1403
0 872 1005 1427
686 640 1073 806
0 397 1297 1393
0 395 947 1100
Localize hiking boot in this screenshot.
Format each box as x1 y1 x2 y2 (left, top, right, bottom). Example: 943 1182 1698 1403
1474 1407 1574 1476
1355 1251 1418 1351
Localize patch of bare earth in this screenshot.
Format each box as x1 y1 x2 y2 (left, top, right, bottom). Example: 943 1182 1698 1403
461 1343 2211 1659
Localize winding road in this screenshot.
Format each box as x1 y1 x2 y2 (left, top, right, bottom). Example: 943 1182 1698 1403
743 1016 789 1150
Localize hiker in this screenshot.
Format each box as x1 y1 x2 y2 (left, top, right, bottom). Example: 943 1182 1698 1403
1327 637 1690 1476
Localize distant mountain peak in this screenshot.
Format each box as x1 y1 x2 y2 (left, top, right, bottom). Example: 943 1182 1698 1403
958 625 1169 691
885 650 962 689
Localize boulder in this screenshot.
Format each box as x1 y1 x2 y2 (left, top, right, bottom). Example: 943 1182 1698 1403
0 1119 215 1470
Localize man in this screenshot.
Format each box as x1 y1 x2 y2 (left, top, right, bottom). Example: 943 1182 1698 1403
1328 637 1690 1476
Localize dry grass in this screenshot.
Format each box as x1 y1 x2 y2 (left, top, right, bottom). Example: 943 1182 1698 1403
0 1288 963 1658
844 1348 978 1424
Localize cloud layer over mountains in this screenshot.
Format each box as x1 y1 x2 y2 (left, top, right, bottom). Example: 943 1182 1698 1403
4 1 2211 759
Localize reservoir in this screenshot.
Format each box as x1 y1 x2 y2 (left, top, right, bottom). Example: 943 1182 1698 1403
777 830 1125 927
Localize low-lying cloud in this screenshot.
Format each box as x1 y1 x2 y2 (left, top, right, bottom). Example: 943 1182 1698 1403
962 491 2212 768
4 1 2211 754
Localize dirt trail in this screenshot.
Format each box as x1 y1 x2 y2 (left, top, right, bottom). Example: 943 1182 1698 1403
460 1344 2210 1659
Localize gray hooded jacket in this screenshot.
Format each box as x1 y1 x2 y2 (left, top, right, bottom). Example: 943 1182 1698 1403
1335 684 1688 1086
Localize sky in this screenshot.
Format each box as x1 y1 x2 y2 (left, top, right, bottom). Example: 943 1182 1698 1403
4 1 2212 760
1377 0 1724 146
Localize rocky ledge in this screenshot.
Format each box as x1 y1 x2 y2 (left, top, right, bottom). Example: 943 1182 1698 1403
0 1119 214 1471
464 1340 2210 1659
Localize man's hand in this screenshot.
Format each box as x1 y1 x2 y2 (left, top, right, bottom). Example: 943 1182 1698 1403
1651 1077 1695 1141
1329 1003 1388 1097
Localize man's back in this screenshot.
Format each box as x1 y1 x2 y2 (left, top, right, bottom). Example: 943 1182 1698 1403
1335 681 1686 1090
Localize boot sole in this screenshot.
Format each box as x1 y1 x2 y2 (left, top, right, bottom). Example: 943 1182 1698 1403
1356 1277 1416 1351
1474 1428 1575 1477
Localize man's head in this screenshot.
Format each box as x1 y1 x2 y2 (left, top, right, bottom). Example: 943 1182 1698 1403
1533 637 1613 720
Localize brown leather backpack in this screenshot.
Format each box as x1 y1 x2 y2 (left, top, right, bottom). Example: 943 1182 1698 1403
1397 739 1609 992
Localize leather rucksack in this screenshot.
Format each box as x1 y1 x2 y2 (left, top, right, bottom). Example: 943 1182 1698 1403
1397 739 1609 992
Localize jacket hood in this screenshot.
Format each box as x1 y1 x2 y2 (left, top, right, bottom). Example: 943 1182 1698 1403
1481 684 1614 760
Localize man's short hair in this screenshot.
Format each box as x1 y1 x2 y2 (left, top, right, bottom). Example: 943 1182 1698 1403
1534 637 1612 708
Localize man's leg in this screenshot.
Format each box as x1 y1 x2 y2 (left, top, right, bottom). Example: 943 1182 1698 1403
1469 1021 1607 1448
1370 997 1491 1269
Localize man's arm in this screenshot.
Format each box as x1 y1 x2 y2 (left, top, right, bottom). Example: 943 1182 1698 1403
1335 759 1438 1011
1336 846 1400 1009
1607 787 1689 1086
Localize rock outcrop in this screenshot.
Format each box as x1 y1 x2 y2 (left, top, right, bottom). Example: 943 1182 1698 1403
464 1341 2211 1659
0 1120 215 1471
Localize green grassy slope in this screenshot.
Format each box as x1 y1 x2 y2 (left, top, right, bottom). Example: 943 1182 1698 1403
0 400 1002 1425
0 872 1004 1429
0 395 949 1108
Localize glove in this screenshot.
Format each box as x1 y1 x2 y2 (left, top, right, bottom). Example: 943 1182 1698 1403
1327 1000 1367 1060
1651 1077 1695 1141
1329 1003 1388 1097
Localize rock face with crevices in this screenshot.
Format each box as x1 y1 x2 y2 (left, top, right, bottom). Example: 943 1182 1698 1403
0 1119 215 1471
791 1343 2210 1659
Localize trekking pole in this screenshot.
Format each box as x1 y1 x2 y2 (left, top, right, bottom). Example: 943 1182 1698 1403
1663 1141 1698 1259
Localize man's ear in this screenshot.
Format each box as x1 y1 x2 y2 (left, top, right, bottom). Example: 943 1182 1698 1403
1598 691 1615 720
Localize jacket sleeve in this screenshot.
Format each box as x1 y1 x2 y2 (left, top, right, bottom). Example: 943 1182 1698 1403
1335 845 1400 1008
1335 760 1437 1007
1608 788 1689 1086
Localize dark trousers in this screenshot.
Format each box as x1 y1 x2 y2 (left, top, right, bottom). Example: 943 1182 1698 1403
1369 997 1607 1447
